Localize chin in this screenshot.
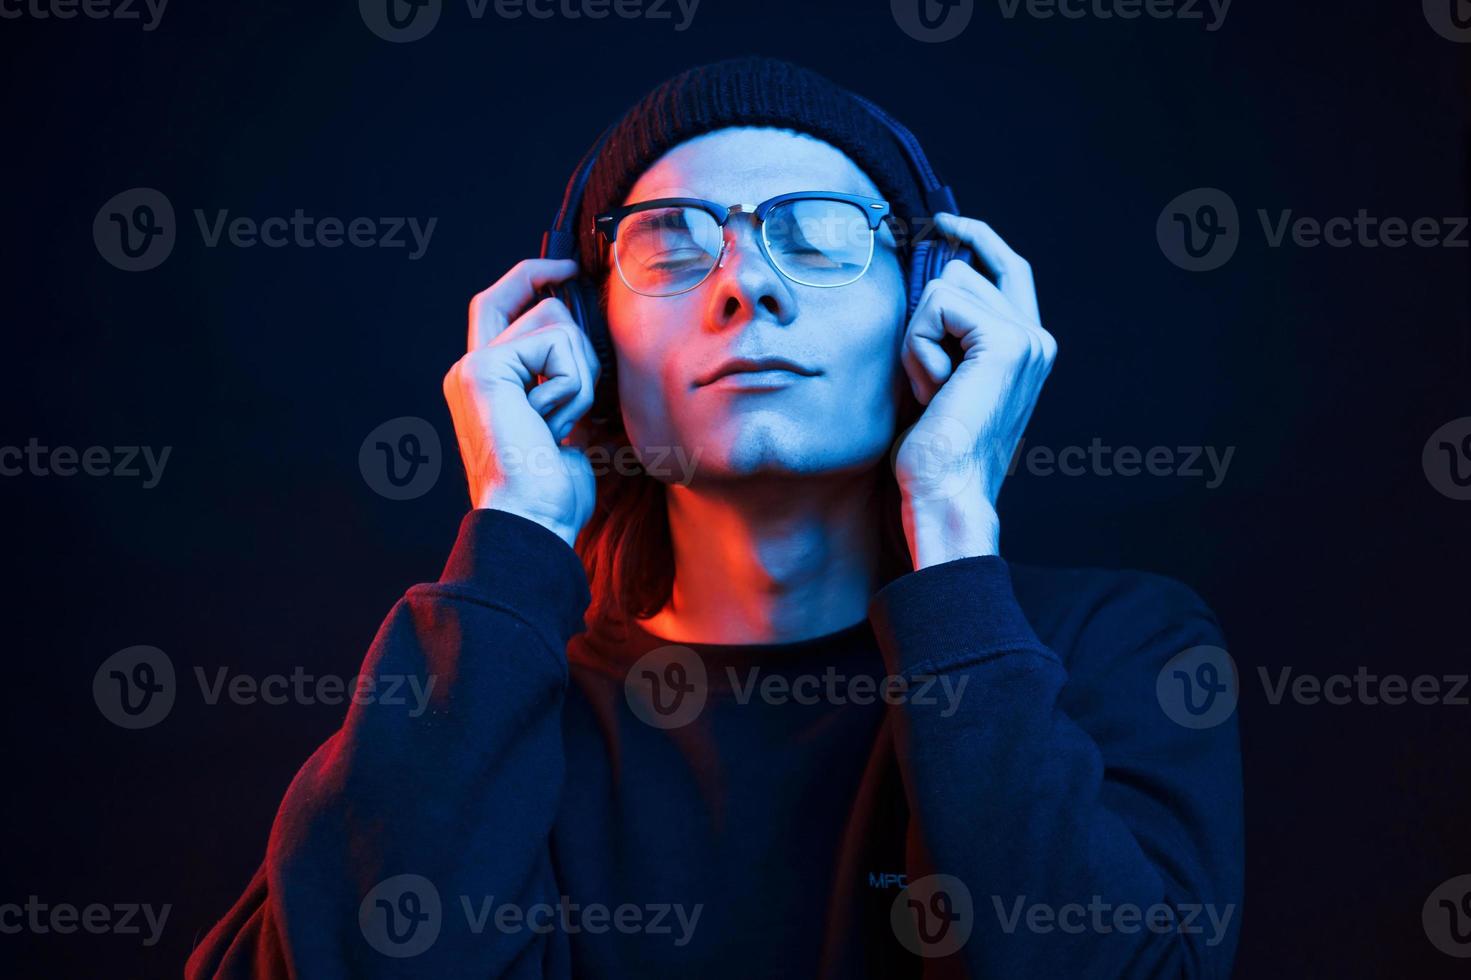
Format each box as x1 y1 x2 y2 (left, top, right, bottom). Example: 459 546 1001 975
693 432 885 483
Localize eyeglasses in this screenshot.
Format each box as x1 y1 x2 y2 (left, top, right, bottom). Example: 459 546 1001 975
595 191 891 297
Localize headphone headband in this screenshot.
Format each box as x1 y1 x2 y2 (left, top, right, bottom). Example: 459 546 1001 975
848 94 960 217
542 123 616 259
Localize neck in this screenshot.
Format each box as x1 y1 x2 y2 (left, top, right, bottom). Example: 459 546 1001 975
637 467 885 645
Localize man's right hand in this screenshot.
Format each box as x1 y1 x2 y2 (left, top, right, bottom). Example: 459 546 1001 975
443 258 601 547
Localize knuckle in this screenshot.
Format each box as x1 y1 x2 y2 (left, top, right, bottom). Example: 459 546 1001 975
464 348 498 380
927 279 957 302
941 258 973 280
994 331 1030 360
1039 329 1058 358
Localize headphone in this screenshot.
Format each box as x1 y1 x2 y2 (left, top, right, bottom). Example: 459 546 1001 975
537 94 973 391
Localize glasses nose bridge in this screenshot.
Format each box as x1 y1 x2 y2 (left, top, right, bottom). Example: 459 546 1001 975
716 203 772 271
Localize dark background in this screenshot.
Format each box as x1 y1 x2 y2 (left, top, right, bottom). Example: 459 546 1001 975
1 0 1467 976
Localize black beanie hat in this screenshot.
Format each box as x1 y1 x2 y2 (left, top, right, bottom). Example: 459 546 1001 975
574 56 929 278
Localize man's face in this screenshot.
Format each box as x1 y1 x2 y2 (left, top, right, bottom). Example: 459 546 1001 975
605 126 909 487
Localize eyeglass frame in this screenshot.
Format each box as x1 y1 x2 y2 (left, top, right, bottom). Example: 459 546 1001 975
593 191 893 296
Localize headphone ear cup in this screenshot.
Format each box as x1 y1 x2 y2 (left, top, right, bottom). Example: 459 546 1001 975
906 234 972 318
906 241 934 319
906 238 958 318
549 279 615 388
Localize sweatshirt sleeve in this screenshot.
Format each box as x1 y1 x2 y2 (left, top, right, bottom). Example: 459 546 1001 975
185 508 591 980
867 556 1243 979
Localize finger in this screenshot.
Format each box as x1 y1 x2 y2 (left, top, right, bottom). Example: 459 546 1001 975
515 315 603 443
914 290 1038 442
526 371 578 417
902 281 975 404
468 258 579 351
509 322 592 441
500 321 582 398
498 296 577 341
938 257 1019 320
543 326 596 440
933 213 1041 323
918 278 1047 378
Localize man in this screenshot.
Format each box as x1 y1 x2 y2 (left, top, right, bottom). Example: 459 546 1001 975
187 56 1242 979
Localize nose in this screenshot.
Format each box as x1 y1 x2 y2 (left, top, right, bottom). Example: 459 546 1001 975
704 216 798 329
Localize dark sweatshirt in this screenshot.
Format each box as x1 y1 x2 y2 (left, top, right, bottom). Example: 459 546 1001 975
185 508 1243 979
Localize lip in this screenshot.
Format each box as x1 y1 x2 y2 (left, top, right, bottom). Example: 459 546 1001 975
703 369 815 391
696 356 820 387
